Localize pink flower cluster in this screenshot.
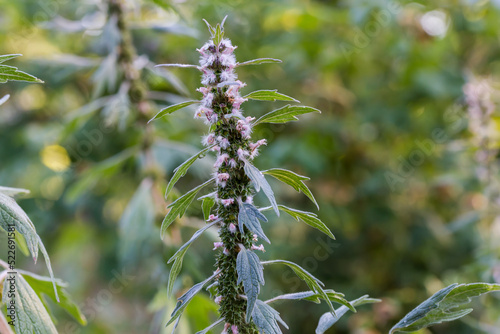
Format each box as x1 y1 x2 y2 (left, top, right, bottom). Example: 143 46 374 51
222 323 239 334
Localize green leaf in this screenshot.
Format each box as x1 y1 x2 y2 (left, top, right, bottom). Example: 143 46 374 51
161 178 214 238
202 196 215 221
279 206 335 240
0 94 9 106
316 295 381 334
238 202 270 244
243 90 299 102
0 193 59 301
148 100 200 123
2 273 57 333
262 260 342 316
263 168 319 209
244 162 279 216
195 318 224 334
251 300 288 334
390 282 500 333
237 247 265 322
254 105 321 125
0 54 43 83
237 58 282 67
0 186 30 197
165 146 213 198
265 289 353 311
19 270 87 325
155 63 199 68
166 221 218 297
166 272 217 328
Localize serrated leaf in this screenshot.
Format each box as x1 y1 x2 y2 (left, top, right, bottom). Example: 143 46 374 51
254 105 321 125
278 206 334 240
202 197 215 221
161 178 214 238
166 221 218 297
195 318 224 334
237 248 265 322
265 289 353 311
238 202 270 244
252 300 288 334
263 168 319 209
0 54 43 83
237 58 282 67
390 282 500 333
243 90 298 102
262 260 341 316
166 272 217 328
316 295 381 334
244 162 279 216
2 273 57 333
19 270 87 325
148 100 200 123
0 193 58 301
165 146 213 198
0 94 9 106
0 186 30 197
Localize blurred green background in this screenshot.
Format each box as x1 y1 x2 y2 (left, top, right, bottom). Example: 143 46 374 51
1 0 500 333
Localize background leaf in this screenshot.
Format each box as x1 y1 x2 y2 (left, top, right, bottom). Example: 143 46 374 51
255 105 320 125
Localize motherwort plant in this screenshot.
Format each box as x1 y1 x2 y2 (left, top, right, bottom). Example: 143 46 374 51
149 19 376 333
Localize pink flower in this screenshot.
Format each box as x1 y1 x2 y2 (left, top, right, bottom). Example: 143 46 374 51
220 198 234 207
229 223 237 234
194 106 212 119
197 41 214 55
237 148 249 160
220 39 237 54
210 145 220 152
197 86 210 95
223 248 230 256
236 120 251 138
231 325 239 334
213 242 224 250
201 69 217 85
214 296 223 304
249 139 267 151
201 133 216 146
202 92 214 107
221 70 237 82
253 234 258 241
228 159 237 168
214 153 229 168
199 53 216 67
245 196 253 204
217 136 230 149
232 96 247 109
220 53 236 67
251 244 265 252
208 214 218 221
216 172 230 187
222 323 231 334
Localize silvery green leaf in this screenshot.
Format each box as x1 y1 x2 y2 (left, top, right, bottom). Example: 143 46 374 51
265 289 353 310
243 90 298 102
390 283 500 333
251 300 288 334
237 58 282 67
244 162 279 215
316 295 381 334
195 318 224 334
278 206 334 240
263 168 319 209
165 145 213 198
237 247 265 322
155 63 199 68
0 186 30 197
0 54 43 83
254 105 320 125
161 179 214 238
238 202 270 243
149 100 200 123
166 221 218 297
0 94 9 106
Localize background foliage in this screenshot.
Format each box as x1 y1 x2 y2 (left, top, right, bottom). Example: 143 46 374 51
1 0 500 333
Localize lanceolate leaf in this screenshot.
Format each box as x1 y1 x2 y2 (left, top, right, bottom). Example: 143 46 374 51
201 196 215 221
239 202 270 243
0 186 30 197
279 206 335 240
0 193 59 301
255 105 320 125
0 94 9 106
19 270 87 325
166 221 218 297
265 289 353 311
2 273 57 334
244 162 279 215
165 145 213 197
236 247 265 322
263 168 319 209
316 295 381 334
390 282 500 333
161 178 214 238
166 272 217 328
0 54 43 83
237 58 282 67
148 100 200 123
243 90 298 102
251 300 289 334
155 63 199 68
195 318 225 334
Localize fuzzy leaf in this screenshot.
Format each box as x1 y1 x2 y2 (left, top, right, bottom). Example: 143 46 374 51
262 260 341 316
237 248 265 322
239 202 270 244
19 270 87 325
165 146 213 197
0 192 59 301
316 295 381 334
195 318 224 334
243 90 299 102
202 196 215 221
2 273 57 333
166 221 218 297
265 289 353 311
255 105 320 125
161 179 214 238
0 186 30 197
237 58 282 67
279 206 334 240
148 100 200 123
252 300 288 334
0 94 9 106
390 282 500 333
244 162 279 215
166 272 217 328
155 63 199 68
263 168 319 209
0 54 43 83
